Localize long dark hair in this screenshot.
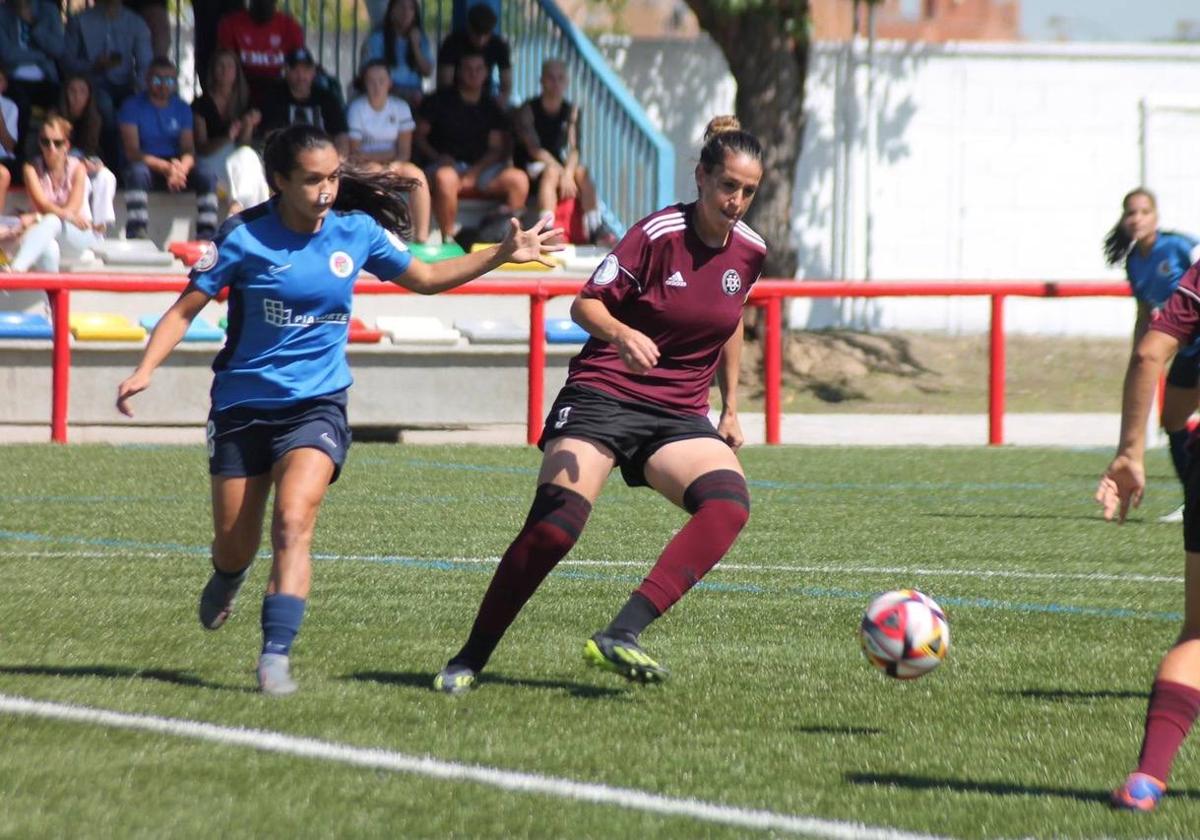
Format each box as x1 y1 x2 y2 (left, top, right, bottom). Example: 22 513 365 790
263 124 418 238
1104 187 1155 267
57 75 102 158
382 0 424 74
204 48 250 120
699 114 762 173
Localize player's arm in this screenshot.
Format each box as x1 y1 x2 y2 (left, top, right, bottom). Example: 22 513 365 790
569 296 659 374
715 319 744 450
389 216 561 294
116 288 212 416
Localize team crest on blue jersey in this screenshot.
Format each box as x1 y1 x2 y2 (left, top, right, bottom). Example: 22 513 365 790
1160 260 1175 277
194 242 218 272
721 269 742 296
329 251 354 278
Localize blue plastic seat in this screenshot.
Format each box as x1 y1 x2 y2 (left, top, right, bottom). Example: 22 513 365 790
139 314 225 342
0 311 53 339
545 318 589 344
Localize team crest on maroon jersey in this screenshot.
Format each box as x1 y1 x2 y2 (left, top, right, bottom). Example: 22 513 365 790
721 269 742 296
592 254 619 286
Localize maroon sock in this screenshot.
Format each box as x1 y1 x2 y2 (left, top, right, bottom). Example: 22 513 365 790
636 470 750 615
452 484 591 670
1136 679 1200 783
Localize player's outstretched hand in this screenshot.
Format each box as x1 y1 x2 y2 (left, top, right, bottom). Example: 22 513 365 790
116 370 151 417
499 216 565 268
1095 454 1145 523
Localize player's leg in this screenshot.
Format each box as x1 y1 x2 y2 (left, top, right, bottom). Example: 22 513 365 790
586 437 748 683
434 436 613 694
199 472 272 629
1160 354 1200 524
1113 549 1200 810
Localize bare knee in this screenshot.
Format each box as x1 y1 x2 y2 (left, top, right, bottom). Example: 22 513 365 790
271 505 316 554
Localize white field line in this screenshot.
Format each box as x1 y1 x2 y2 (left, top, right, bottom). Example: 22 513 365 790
0 694 950 840
0 548 1183 585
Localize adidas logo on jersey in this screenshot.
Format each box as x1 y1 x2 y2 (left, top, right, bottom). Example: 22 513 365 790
665 271 687 287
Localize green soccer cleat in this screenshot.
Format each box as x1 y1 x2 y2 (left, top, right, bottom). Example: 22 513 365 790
433 663 477 696
583 632 670 684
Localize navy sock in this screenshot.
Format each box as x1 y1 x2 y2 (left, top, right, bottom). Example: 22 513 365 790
1168 429 1191 490
261 594 306 656
605 592 660 642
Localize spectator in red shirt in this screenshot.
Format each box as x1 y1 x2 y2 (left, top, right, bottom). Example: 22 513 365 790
434 116 767 696
216 0 305 106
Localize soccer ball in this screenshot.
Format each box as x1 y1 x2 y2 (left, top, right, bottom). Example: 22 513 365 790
859 589 950 679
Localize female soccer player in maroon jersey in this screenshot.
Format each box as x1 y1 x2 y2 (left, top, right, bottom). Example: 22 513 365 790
435 116 767 694
1097 261 1200 811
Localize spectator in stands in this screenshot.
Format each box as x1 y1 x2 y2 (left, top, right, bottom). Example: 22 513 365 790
0 115 105 273
57 76 118 233
217 0 305 107
416 50 527 244
63 0 154 130
358 0 432 107
260 48 350 158
114 123 561 695
124 0 170 59
515 59 615 247
0 69 18 190
193 48 268 215
119 57 219 240
347 60 430 242
0 0 65 156
436 2 511 104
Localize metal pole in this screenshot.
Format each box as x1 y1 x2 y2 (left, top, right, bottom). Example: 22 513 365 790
988 294 1005 446
764 295 782 445
49 289 71 444
527 292 546 445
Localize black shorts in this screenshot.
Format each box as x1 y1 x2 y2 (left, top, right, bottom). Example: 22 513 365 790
538 384 723 487
207 390 351 483
1167 352 1200 390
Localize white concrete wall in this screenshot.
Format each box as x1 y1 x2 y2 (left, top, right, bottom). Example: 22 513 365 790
599 38 1200 336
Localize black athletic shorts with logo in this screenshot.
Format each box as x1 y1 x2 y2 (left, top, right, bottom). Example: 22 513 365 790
207 390 352 483
1167 352 1200 389
538 384 724 487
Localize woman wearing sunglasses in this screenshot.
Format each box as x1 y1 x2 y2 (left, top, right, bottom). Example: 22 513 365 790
0 114 104 273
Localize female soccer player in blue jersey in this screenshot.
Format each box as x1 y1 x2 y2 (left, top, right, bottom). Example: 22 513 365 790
1097 259 1200 812
116 123 560 695
435 116 766 695
1105 188 1200 522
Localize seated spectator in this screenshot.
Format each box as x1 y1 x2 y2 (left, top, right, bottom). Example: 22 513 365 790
259 48 350 158
217 0 305 107
123 0 170 59
0 116 105 273
358 0 432 107
436 2 511 105
415 50 527 244
63 0 153 132
118 58 219 240
57 76 118 233
515 59 615 246
347 60 430 242
193 48 269 215
0 69 18 190
0 0 65 156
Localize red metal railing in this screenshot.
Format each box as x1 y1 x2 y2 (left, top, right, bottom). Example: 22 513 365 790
0 275 1131 445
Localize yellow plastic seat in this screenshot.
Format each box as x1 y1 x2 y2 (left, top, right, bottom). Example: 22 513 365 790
69 312 147 342
470 243 560 272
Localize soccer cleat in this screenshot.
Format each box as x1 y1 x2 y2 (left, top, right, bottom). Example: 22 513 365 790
198 567 248 630
1111 772 1165 811
257 653 298 696
1158 504 1185 524
583 632 669 683
433 663 477 696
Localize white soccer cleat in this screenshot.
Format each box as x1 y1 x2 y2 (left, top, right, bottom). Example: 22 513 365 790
1158 504 1185 524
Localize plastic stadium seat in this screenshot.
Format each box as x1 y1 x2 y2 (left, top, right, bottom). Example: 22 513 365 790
0 311 52 339
91 240 177 267
167 241 208 267
138 314 225 342
348 316 384 343
454 318 528 344
470 242 559 272
561 244 608 274
69 312 146 341
545 318 589 344
409 242 466 263
375 315 462 345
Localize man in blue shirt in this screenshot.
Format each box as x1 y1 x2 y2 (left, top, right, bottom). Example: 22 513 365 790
63 0 153 128
119 58 219 240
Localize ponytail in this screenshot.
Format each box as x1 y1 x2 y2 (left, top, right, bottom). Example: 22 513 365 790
699 115 762 173
1104 187 1156 267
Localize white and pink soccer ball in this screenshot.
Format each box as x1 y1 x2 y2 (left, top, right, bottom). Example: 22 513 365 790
859 589 950 679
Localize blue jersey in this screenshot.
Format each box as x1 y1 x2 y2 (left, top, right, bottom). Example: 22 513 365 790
1126 230 1200 309
189 200 413 411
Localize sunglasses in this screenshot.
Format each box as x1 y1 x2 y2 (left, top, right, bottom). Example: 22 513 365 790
39 137 67 148
150 76 177 88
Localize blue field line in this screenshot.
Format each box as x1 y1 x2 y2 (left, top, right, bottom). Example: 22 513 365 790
0 529 208 554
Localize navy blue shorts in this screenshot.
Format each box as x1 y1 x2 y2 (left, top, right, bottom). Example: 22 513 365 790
207 391 351 483
1167 352 1200 390
538 384 723 487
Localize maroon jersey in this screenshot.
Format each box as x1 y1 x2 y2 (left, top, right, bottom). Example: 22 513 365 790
567 202 767 415
1151 263 1200 346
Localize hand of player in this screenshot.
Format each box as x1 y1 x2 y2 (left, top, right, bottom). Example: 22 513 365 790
116 370 152 417
717 407 744 451
614 326 659 374
1095 454 1145 523
498 215 564 268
